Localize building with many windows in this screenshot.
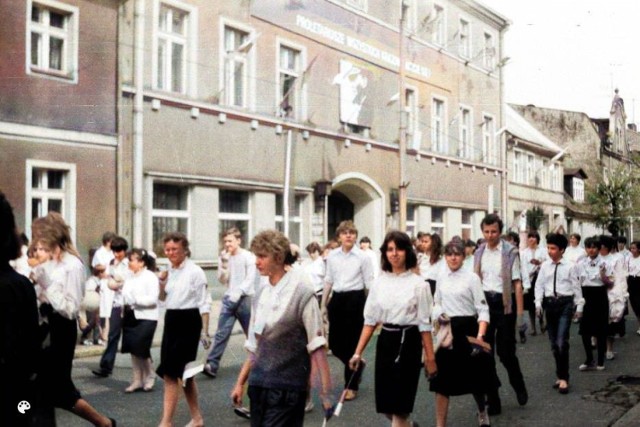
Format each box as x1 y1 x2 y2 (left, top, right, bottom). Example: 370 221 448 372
0 0 119 255
116 0 509 264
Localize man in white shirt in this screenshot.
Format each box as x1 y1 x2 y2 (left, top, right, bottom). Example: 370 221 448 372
91 231 116 269
473 214 528 415
521 231 548 336
534 233 582 394
92 236 129 377
204 227 257 378
321 220 373 401
617 236 631 265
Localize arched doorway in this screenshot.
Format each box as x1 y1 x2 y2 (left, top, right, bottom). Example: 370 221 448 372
328 191 355 239
327 173 385 246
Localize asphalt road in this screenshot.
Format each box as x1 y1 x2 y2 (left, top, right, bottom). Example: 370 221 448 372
56 317 640 427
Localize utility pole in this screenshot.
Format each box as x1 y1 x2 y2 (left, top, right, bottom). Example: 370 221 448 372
398 0 408 231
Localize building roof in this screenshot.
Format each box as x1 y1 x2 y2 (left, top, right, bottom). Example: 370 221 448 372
564 168 588 179
506 104 564 154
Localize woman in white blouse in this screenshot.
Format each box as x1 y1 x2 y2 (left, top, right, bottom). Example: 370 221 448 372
31 212 115 426
349 230 436 427
430 238 495 427
157 232 209 427
121 248 159 392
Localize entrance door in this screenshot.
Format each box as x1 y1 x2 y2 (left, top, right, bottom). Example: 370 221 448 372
328 190 354 240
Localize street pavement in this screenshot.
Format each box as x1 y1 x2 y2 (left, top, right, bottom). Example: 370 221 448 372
58 307 640 427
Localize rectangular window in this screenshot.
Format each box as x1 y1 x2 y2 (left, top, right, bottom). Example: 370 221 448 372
459 19 471 59
483 32 495 69
219 189 250 245
278 44 301 119
431 98 446 153
526 154 535 185
461 209 472 241
573 178 584 202
406 204 416 238
459 107 472 159
405 88 419 148
156 3 189 93
404 0 417 33
431 207 445 236
28 1 78 81
26 160 76 242
550 164 562 191
275 194 304 246
482 115 495 164
223 25 251 107
432 5 445 46
152 183 189 255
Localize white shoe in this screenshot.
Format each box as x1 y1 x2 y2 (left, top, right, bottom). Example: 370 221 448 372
596 365 605 371
477 410 490 427
82 339 93 346
606 351 615 360
304 400 314 412
636 328 640 336
579 362 595 371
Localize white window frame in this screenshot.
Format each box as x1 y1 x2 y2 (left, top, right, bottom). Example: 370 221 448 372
459 105 473 159
152 0 197 96
573 177 585 202
550 163 562 191
458 18 471 59
218 189 252 243
431 207 445 236
25 159 76 242
526 154 535 186
26 0 79 83
219 17 256 109
432 4 445 46
275 38 307 120
346 0 367 12
404 0 417 33
483 31 496 69
405 85 419 148
482 114 496 164
461 209 473 240
150 182 191 257
431 96 447 154
275 194 305 246
406 203 417 238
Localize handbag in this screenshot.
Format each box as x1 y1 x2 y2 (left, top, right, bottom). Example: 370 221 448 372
82 289 100 311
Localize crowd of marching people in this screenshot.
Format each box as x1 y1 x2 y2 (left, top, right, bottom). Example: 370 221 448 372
3 185 640 426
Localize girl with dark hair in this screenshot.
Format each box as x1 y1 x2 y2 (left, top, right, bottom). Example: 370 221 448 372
121 248 160 392
349 230 436 427
430 238 495 427
30 212 115 426
418 233 445 296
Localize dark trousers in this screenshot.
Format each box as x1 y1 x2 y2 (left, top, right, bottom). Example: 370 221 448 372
99 306 123 373
543 296 574 381
628 276 640 321
248 386 306 427
484 292 526 394
328 289 366 390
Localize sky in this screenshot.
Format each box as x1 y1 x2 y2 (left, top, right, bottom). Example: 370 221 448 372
478 0 640 122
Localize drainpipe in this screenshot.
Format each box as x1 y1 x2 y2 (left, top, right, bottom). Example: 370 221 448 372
283 129 293 237
132 0 145 247
499 24 508 220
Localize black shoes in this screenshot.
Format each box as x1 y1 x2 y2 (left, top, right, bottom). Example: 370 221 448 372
202 363 217 378
91 368 110 378
516 388 528 406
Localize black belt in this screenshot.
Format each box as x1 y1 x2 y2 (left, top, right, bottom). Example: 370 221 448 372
544 295 573 302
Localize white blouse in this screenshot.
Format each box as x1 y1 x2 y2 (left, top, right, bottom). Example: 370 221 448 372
433 265 490 323
33 252 85 320
122 268 160 321
164 259 210 313
363 270 433 332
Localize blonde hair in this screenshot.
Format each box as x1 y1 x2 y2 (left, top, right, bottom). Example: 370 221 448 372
250 229 290 265
31 212 81 259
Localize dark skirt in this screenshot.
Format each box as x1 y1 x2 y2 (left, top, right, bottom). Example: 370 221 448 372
156 308 201 379
39 309 82 410
375 325 422 415
121 307 158 358
523 290 535 311
579 286 608 337
429 316 497 396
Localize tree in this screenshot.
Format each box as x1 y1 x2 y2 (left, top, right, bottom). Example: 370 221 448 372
585 165 640 237
526 205 545 231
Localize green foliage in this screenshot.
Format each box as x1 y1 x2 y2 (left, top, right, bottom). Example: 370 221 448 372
526 206 545 231
585 165 640 237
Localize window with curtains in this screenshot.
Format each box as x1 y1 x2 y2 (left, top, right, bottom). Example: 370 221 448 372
219 190 250 245
152 183 190 255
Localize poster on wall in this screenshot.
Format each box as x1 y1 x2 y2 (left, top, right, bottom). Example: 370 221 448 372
334 60 374 127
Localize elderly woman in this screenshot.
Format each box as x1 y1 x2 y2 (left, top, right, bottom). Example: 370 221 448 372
157 233 210 427
30 212 115 426
231 230 332 426
430 238 495 427
121 248 159 392
349 230 436 427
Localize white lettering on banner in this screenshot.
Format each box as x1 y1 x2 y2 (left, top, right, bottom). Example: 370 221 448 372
295 14 431 79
